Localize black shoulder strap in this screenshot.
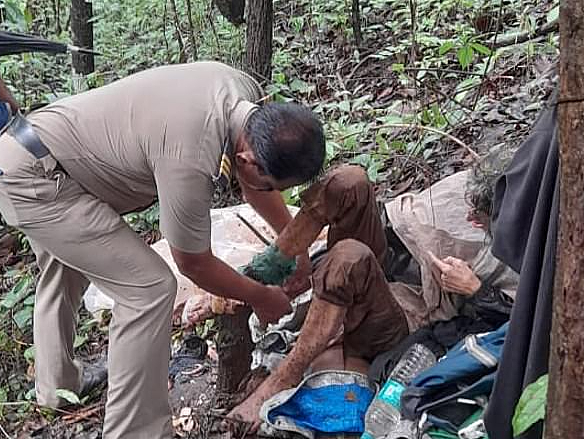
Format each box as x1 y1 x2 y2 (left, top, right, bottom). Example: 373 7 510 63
7 113 50 159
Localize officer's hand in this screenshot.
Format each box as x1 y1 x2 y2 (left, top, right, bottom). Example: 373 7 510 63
252 285 292 326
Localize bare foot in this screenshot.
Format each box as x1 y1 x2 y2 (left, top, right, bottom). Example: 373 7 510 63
226 371 299 434
226 394 264 434
183 293 243 327
184 293 214 326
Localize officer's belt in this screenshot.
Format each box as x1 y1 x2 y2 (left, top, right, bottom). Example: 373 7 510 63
4 113 51 160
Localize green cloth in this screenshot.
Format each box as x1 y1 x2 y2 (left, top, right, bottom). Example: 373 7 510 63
239 244 296 286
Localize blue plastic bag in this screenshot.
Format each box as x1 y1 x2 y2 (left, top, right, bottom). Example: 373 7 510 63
0 102 11 129
262 370 375 438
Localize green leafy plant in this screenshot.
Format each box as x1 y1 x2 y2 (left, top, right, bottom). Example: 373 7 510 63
512 373 548 437
55 389 81 405
1 270 35 331
439 35 491 69
1 0 32 32
350 153 383 182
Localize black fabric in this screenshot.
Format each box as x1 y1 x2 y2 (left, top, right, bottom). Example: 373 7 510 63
484 93 559 439
7 113 51 159
461 280 513 326
377 200 422 285
403 372 497 433
0 31 67 56
425 402 479 433
368 316 497 385
168 334 208 384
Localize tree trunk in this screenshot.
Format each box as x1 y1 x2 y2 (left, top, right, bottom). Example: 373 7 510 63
245 0 273 82
545 1 584 438
70 0 94 75
168 0 187 63
216 307 254 393
162 0 171 63
53 0 62 34
213 0 245 26
184 0 198 60
351 0 362 47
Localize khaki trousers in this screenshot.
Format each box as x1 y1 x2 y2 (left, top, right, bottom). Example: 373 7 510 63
0 136 175 438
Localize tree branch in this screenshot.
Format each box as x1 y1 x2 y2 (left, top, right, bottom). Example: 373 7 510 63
337 123 480 159
491 18 558 48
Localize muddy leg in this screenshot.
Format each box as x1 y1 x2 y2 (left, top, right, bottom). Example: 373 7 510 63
227 297 346 430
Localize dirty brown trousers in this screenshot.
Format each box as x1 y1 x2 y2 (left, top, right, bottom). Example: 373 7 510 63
0 137 175 438
301 165 409 362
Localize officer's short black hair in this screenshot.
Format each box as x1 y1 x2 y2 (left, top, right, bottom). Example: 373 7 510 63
244 102 326 183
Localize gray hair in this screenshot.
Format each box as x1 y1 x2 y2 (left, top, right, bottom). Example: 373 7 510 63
465 148 514 217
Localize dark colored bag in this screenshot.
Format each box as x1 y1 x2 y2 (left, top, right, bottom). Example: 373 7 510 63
400 323 508 435
368 316 497 386
460 281 513 326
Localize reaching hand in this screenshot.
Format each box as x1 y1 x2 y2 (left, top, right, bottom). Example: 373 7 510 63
428 251 481 296
251 285 292 326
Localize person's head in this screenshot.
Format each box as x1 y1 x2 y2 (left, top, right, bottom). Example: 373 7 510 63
465 148 513 232
234 102 326 191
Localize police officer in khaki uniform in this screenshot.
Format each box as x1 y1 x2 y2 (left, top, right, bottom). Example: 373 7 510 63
0 62 325 438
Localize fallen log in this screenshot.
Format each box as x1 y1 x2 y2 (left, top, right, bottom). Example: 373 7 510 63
491 19 558 48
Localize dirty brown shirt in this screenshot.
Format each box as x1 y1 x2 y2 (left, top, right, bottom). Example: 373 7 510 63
28 62 263 253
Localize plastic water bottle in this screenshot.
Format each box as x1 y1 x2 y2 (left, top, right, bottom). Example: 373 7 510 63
361 344 436 439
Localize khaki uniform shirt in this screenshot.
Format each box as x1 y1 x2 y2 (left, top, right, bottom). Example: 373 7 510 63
28 62 264 253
